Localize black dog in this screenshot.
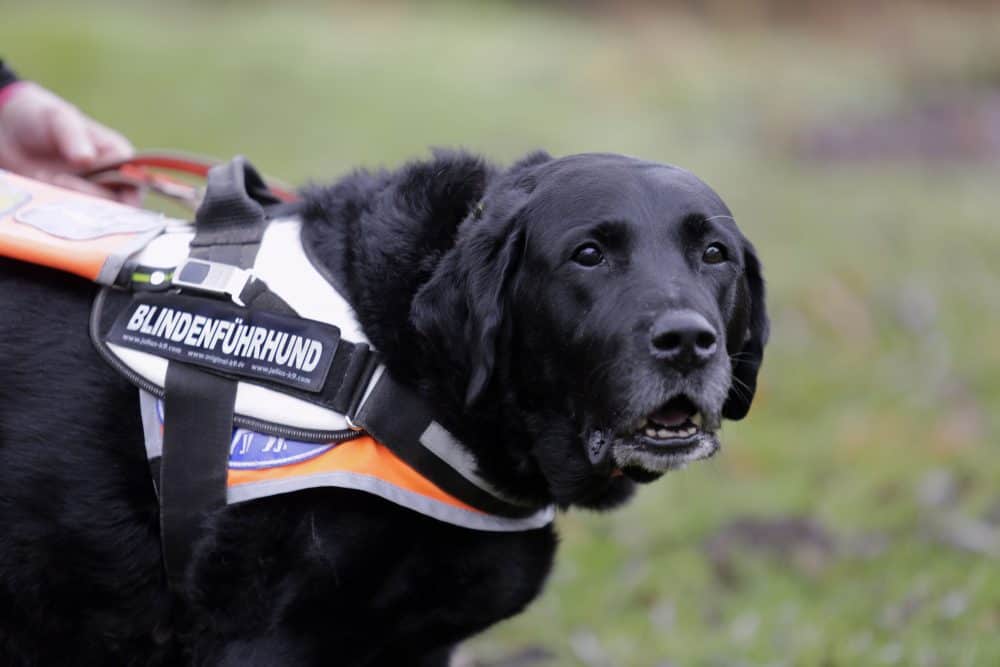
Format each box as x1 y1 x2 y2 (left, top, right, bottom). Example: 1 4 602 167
0 151 767 666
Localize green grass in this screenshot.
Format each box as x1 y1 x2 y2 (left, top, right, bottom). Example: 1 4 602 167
3 2 998 664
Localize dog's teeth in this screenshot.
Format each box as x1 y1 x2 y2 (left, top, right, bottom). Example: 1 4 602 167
645 427 658 438
656 428 670 439
691 413 703 428
682 427 695 437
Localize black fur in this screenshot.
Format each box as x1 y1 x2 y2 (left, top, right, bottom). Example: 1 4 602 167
0 150 766 665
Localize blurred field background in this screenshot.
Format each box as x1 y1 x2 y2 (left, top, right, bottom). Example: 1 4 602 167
2 1 999 665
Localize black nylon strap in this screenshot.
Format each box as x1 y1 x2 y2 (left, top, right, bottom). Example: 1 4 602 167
238 277 296 314
190 156 278 268
355 376 534 519
159 157 264 588
229 277 379 414
337 343 379 418
194 156 280 226
160 363 236 589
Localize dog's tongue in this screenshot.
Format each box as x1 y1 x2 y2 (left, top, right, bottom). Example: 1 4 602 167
649 405 692 427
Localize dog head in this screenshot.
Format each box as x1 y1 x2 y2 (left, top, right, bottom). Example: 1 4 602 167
412 152 768 508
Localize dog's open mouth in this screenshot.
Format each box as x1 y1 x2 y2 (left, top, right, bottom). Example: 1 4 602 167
632 394 705 446
609 394 721 478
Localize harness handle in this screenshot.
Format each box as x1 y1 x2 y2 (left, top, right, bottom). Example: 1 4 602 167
80 151 298 210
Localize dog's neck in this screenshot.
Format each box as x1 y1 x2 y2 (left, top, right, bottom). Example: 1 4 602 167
298 165 556 508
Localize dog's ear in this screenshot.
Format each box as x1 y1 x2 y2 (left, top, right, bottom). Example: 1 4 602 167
459 220 524 405
412 151 551 406
722 240 769 420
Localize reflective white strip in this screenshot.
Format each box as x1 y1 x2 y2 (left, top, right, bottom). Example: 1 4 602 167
419 421 534 508
352 364 385 420
254 218 369 343
138 389 163 458
227 471 556 532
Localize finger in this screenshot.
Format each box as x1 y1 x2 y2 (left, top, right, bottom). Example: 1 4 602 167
47 107 98 167
87 121 134 163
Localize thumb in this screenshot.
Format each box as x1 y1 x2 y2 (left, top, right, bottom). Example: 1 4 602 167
47 106 98 167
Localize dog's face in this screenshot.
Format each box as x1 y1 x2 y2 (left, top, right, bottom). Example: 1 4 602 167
413 152 767 507
512 154 763 481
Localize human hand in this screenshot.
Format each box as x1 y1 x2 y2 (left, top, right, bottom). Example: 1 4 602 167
0 82 140 205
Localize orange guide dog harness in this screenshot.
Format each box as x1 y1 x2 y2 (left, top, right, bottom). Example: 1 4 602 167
0 160 554 585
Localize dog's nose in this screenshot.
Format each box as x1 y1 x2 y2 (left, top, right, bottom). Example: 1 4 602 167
650 310 718 371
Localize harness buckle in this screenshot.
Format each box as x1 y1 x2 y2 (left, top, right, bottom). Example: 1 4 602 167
172 258 253 306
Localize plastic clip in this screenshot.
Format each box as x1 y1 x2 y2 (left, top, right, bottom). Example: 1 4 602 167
171 258 253 306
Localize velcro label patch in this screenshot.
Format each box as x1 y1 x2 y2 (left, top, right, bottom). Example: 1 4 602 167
16 197 163 240
108 293 339 392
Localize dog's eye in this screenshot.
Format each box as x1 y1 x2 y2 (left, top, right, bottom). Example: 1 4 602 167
702 243 728 265
572 244 605 267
